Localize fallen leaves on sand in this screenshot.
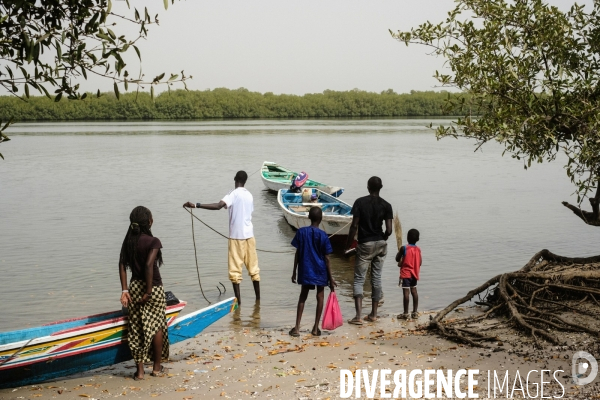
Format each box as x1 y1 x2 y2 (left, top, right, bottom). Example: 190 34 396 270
319 342 330 346
267 344 307 356
79 395 91 398
175 388 187 392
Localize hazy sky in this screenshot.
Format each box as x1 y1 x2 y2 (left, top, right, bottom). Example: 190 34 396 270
84 0 593 94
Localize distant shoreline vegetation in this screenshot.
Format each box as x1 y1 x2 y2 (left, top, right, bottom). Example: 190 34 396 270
0 88 463 121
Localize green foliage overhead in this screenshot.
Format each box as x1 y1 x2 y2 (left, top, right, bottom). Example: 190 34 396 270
0 89 460 120
0 0 188 159
391 0 600 225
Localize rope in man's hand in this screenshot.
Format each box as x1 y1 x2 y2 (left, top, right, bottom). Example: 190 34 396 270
183 207 296 254
184 205 352 255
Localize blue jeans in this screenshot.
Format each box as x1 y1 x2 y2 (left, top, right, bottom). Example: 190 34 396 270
353 240 387 302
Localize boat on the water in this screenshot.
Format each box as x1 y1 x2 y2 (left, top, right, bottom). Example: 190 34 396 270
277 188 354 238
0 297 237 388
261 161 344 197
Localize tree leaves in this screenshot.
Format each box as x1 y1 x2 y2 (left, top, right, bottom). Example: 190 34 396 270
393 0 600 222
0 0 190 159
152 73 165 83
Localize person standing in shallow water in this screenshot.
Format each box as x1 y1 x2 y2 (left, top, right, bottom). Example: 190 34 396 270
344 176 393 324
119 206 168 381
183 171 260 305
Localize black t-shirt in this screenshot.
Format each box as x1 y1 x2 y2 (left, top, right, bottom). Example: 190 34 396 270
128 234 163 286
351 195 393 243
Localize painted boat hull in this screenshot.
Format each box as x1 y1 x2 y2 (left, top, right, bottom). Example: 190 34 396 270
277 189 353 237
261 161 344 197
0 297 237 388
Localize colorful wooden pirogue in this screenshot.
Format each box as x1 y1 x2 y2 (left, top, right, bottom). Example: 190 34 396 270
0 297 237 389
277 188 353 237
261 161 344 197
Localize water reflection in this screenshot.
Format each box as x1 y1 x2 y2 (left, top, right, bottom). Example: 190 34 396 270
229 301 262 329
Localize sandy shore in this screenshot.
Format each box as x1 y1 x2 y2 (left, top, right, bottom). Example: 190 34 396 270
2 311 597 400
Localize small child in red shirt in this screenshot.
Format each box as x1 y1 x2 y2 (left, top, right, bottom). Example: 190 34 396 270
396 229 422 320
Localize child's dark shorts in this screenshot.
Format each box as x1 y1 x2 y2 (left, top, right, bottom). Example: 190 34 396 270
399 277 418 289
302 284 325 291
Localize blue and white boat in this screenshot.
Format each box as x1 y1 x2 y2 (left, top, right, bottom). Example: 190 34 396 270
277 188 353 237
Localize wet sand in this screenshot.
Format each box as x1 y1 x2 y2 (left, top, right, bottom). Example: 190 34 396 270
2 311 592 400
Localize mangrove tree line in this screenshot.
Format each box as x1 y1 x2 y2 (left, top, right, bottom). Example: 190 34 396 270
0 89 460 120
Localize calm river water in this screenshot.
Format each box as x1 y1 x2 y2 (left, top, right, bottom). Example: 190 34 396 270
1 119 599 333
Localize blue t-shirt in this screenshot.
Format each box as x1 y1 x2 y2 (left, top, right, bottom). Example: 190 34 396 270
291 226 333 286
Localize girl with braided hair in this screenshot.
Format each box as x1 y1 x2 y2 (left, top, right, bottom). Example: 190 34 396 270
118 206 168 380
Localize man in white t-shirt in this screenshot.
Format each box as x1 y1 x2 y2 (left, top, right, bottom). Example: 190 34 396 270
183 171 259 305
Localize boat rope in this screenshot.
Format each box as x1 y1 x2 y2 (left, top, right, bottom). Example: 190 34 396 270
248 167 262 178
190 209 212 304
184 209 352 255
184 208 295 253
326 220 352 239
0 338 35 366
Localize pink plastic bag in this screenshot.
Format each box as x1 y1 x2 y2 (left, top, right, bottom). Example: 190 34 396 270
322 292 343 330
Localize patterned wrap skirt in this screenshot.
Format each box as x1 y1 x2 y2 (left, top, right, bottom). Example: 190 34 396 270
127 280 170 363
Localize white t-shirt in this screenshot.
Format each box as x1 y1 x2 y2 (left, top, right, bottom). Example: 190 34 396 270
221 187 254 239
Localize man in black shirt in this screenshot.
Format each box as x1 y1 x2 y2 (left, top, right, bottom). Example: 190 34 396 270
345 176 393 324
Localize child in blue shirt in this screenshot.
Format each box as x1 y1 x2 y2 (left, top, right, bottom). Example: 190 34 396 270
290 207 337 337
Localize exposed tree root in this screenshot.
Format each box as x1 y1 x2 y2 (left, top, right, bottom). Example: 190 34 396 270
428 249 600 348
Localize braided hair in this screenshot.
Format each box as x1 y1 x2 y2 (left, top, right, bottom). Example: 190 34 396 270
119 206 163 270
